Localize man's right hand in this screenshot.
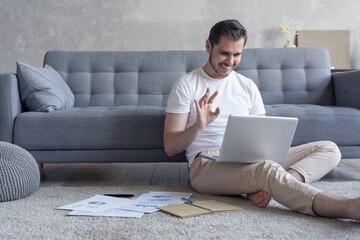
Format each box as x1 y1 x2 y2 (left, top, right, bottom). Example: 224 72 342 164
195 87 220 130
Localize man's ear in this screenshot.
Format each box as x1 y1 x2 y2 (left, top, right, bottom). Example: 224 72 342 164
205 40 212 53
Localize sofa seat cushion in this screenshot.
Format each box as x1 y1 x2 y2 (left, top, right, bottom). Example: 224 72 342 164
15 104 360 152
265 104 360 146
14 106 165 150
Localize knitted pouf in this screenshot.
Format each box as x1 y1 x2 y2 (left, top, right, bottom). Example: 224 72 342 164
0 141 40 202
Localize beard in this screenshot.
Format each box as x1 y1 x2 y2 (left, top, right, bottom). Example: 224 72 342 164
208 52 234 79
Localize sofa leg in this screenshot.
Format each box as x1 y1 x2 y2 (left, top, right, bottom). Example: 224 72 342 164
38 163 44 169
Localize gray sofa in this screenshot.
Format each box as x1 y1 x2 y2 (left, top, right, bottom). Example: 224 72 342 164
1 48 360 163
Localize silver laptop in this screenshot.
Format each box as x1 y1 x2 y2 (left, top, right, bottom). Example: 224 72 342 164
201 115 298 164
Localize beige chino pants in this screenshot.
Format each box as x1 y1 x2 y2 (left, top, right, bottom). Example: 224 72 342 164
189 141 341 215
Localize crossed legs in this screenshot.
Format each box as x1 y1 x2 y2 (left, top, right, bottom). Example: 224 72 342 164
189 141 360 220
247 141 340 208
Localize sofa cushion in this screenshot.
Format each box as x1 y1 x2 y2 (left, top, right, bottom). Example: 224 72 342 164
14 106 165 150
265 104 360 146
43 51 200 108
43 48 333 108
16 61 75 112
14 104 360 154
237 48 333 105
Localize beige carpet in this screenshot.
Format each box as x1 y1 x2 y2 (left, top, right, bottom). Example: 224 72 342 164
1 181 359 240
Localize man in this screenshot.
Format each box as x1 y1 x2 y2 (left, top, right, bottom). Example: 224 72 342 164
164 19 360 220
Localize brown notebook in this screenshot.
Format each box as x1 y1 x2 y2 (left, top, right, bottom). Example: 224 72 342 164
158 200 242 218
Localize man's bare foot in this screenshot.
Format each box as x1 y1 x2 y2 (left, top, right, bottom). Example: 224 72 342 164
247 191 272 208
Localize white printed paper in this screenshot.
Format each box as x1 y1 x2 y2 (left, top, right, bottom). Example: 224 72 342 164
128 191 193 213
56 191 193 218
67 209 144 218
57 195 132 213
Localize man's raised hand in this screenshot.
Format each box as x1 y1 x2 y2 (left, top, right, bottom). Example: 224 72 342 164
195 88 220 129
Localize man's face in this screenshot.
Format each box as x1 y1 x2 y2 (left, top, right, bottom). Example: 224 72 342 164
206 36 245 79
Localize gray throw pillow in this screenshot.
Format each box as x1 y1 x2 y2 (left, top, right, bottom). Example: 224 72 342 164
16 61 75 112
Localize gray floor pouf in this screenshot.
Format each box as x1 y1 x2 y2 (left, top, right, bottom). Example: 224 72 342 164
0 141 40 202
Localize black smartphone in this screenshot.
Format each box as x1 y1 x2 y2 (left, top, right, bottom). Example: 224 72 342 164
103 194 135 198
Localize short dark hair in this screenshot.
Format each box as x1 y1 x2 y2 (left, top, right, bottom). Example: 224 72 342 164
208 19 247 46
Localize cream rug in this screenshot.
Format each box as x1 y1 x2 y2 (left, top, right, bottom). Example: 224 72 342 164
1 181 359 240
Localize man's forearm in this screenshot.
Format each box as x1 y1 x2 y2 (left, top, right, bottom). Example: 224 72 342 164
164 89 220 157
164 123 202 157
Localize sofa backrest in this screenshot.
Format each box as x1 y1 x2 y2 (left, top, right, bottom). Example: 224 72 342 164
44 48 334 107
236 48 334 105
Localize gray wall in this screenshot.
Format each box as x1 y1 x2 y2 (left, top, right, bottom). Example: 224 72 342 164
1 0 360 73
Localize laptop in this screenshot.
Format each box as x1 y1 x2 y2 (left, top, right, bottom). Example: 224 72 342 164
200 115 298 164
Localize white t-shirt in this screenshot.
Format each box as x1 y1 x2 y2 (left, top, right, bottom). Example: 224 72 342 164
166 68 266 166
